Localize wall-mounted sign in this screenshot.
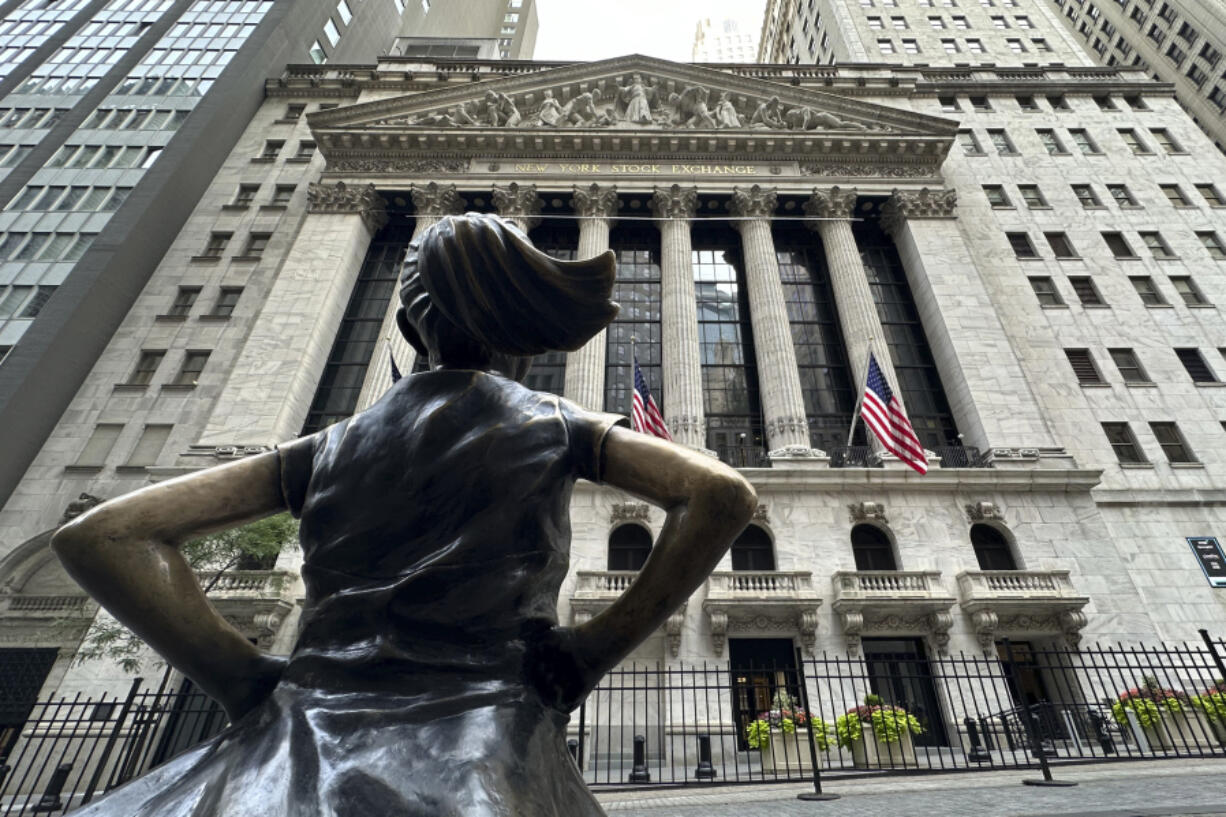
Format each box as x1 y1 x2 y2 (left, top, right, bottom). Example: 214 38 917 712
1187 537 1226 588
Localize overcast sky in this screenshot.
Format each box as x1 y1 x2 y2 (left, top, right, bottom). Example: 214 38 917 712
532 0 766 62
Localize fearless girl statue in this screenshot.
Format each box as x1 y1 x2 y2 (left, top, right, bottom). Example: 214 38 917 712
53 213 757 817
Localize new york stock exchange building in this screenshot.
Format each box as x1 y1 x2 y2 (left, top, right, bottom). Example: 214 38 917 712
3 49 1226 779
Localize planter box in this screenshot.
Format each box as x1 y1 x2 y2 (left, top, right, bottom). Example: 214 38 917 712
759 728 818 774
1142 710 1215 751
848 726 918 768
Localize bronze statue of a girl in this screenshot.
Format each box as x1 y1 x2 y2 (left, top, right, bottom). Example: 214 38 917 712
52 213 757 816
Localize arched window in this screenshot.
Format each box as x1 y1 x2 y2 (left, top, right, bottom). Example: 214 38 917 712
851 524 898 571
608 524 652 571
731 524 775 571
970 524 1019 571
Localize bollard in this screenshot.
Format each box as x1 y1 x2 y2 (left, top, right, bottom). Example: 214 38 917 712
1000 713 1017 751
1087 710 1115 755
567 739 579 764
965 717 992 763
628 735 651 783
32 762 72 812
693 734 717 780
980 717 995 751
1027 709 1055 758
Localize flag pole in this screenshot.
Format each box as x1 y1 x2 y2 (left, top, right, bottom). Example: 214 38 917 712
629 334 636 419
846 341 873 448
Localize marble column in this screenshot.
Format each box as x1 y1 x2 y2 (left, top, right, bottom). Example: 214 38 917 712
650 184 706 450
880 188 1063 458
804 186 904 455
492 181 543 232
354 182 464 413
194 182 387 450
730 185 822 459
563 183 618 409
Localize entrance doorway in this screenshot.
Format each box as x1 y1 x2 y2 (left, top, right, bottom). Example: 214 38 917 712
861 637 948 746
729 639 797 750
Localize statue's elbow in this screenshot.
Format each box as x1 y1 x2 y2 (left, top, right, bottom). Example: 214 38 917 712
50 518 92 566
704 467 758 530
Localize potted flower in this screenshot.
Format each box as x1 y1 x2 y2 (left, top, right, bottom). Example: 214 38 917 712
1111 676 1212 750
1191 679 1226 745
744 691 833 774
835 693 924 768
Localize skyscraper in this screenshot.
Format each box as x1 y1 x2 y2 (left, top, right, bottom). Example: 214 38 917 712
692 16 759 63
1044 0 1226 154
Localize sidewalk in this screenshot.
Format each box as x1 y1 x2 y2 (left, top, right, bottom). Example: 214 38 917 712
593 759 1226 816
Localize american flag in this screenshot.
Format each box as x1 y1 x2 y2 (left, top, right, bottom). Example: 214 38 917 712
861 353 927 474
631 357 672 440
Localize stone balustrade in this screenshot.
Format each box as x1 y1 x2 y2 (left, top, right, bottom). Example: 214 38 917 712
702 571 822 657
830 570 957 656
956 569 1080 602
196 569 294 598
0 595 90 616
706 570 815 599
832 570 945 599
956 569 1090 652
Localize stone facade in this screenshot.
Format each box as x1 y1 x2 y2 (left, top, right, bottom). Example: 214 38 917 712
0 48 1225 710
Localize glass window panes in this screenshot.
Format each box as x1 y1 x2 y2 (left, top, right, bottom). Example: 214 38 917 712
1131 276 1165 305
1175 347 1217 382
1102 232 1135 257
1109 348 1149 383
1070 276 1104 305
1160 184 1191 206
983 185 1010 207
125 425 172 467
323 19 340 46
167 286 200 317
1045 232 1077 258
172 351 210 386
1150 422 1195 463
1029 277 1062 306
1018 185 1046 208
1171 277 1208 305
1072 184 1101 207
1102 422 1146 463
73 424 123 467
1197 232 1226 259
1007 232 1037 258
128 350 165 386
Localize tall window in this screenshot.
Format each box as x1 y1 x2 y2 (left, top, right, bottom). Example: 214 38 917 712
775 228 857 451
604 223 661 416
851 524 898 571
731 524 775 571
302 225 411 433
523 220 576 397
693 224 764 464
607 524 652 571
858 222 959 448
970 524 1018 570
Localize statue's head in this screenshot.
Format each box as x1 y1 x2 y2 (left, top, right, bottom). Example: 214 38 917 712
543 90 554 99
397 213 618 382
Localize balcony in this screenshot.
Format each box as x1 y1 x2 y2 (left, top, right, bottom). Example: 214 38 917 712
570 570 687 656
713 444 771 468
702 571 822 656
0 594 91 619
956 570 1090 651
830 571 957 655
196 569 296 643
829 445 991 469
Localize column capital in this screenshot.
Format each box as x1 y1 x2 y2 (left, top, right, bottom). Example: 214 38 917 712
803 185 858 225
409 181 465 218
729 184 778 222
649 184 699 222
306 181 388 233
570 183 619 220
492 182 544 230
880 187 959 237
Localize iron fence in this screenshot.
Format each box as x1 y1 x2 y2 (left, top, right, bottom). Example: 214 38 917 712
1 633 1224 811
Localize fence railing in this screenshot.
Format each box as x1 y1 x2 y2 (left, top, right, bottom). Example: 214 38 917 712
2 634 1225 812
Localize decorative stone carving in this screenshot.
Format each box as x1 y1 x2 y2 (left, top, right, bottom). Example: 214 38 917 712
649 184 699 220
306 181 388 232
799 608 819 656
713 92 741 128
410 182 465 218
804 185 858 221
666 604 686 658
708 609 728 657
784 106 871 132
880 187 958 237
729 184 777 220
482 90 521 127
965 501 1004 523
491 182 543 230
570 183 619 219
752 504 769 524
841 610 864 657
848 501 888 525
615 74 654 125
536 90 564 126
670 85 717 128
798 162 932 178
560 91 612 127
666 415 706 444
610 502 650 524
749 96 786 129
971 609 999 653
329 158 471 174
59 493 103 525
929 611 954 655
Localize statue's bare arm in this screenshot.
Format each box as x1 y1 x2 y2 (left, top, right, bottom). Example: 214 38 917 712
530 426 757 709
50 452 288 719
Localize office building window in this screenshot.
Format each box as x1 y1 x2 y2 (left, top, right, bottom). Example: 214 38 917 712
201 232 229 258
1107 184 1138 207
1195 184 1225 206
1150 422 1195 463
957 130 983 154
1160 184 1191 206
233 184 258 207
1139 231 1175 259
210 287 243 317
1068 129 1100 154
1046 232 1077 258
259 140 283 160
127 350 165 386
1171 277 1208 306
1130 276 1166 305
1149 128 1182 153
1175 348 1217 382
1018 185 1047 208
73 424 123 468
1065 348 1102 384
172 351 210 387
1016 94 1038 111
987 129 1017 154
1072 184 1102 207
271 184 295 205
125 425 172 467
1007 232 1038 258
1036 129 1065 154
1197 232 1226 259
1118 129 1149 153
1029 277 1063 306
1102 232 1136 258
309 41 326 64
167 287 199 317
283 104 305 121
1102 422 1146 463
983 185 1010 207
1109 348 1149 383
244 233 271 257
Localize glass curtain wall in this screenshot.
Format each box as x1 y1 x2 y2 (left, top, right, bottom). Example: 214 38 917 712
773 224 858 452
692 221 764 467
856 220 959 449
521 217 576 397
603 220 662 417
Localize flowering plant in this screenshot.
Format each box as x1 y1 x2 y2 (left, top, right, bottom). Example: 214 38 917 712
1111 675 1190 728
1192 679 1226 724
744 690 832 750
835 693 924 748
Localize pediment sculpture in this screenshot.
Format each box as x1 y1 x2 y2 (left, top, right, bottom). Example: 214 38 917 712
380 73 891 133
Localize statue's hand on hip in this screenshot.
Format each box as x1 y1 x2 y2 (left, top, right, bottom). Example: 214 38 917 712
523 626 606 713
212 653 289 723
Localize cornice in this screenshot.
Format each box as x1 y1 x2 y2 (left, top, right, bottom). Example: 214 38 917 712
746 466 1104 493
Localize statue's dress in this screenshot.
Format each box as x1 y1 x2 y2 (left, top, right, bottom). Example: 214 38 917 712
73 370 625 817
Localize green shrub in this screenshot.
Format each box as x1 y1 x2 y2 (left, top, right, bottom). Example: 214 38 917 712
1192 691 1226 724
835 695 924 748
744 715 834 751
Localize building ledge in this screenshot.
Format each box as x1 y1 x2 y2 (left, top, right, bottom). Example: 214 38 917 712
956 569 1089 651
703 570 821 656
831 570 957 655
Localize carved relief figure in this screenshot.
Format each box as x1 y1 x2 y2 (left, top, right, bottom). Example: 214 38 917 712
615 73 654 125
749 95 786 129
785 105 869 131
713 91 741 128
484 89 522 127
536 89 563 126
560 90 611 126
454 100 479 126
670 85 717 128
51 213 758 816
